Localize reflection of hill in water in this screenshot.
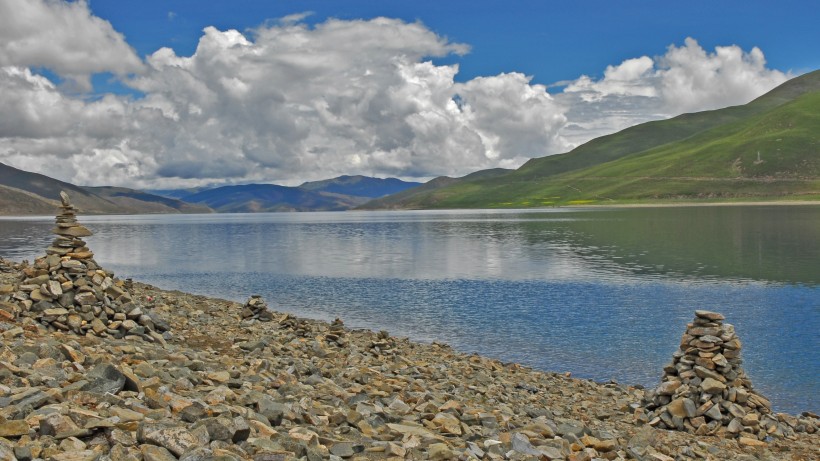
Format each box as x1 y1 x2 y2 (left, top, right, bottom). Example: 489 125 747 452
512 206 820 285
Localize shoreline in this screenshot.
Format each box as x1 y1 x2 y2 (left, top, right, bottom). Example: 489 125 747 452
1 199 820 217
1 259 818 460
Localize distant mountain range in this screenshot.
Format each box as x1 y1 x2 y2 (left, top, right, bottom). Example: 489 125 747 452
363 69 820 208
150 176 422 213
0 165 421 215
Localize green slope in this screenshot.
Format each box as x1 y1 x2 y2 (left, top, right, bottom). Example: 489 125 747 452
377 70 820 208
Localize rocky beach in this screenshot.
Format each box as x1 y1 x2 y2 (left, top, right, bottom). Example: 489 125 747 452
0 195 818 460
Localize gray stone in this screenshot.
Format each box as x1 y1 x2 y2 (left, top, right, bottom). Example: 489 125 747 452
137 423 203 457
81 363 126 395
329 442 355 458
511 432 542 456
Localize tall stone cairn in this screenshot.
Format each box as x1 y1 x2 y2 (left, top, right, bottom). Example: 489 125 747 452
641 310 797 441
10 191 168 341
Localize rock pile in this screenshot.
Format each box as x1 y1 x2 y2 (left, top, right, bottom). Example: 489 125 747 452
240 295 273 322
325 317 348 347
6 192 168 341
642 310 791 442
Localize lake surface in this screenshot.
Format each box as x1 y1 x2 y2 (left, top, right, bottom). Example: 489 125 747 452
1 206 818 414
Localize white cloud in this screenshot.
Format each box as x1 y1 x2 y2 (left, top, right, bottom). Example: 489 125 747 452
557 38 789 146
0 0 143 91
0 7 794 189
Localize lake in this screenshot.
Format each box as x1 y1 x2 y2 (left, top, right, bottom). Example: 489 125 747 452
0 205 817 414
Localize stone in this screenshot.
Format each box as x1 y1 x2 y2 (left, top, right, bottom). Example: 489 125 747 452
656 380 682 395
428 443 455 461
738 437 767 447
701 377 726 394
49 450 100 461
40 414 89 439
329 442 355 458
81 363 126 395
511 432 542 456
137 423 203 457
141 445 178 461
695 310 725 321
666 398 696 418
0 420 29 437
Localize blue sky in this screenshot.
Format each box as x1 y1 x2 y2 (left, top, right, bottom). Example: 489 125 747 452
88 0 818 87
0 0 816 188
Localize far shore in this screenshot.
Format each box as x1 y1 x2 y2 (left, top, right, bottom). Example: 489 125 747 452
1 199 819 217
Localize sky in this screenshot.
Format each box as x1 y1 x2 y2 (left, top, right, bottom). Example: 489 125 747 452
0 0 817 189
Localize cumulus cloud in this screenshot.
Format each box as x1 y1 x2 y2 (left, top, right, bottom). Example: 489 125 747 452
117 18 565 186
0 0 143 91
557 38 789 146
0 6 794 189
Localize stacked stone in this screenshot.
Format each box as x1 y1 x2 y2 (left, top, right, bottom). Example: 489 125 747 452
241 295 273 322
10 192 168 341
325 317 348 347
643 310 787 441
47 191 95 260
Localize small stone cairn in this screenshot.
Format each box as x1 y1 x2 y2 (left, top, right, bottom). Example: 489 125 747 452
241 294 273 322
9 192 168 341
642 310 791 441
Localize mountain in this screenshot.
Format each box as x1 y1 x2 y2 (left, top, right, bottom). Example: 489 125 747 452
146 186 214 200
299 175 421 198
167 175 422 212
182 183 370 212
81 187 212 214
368 70 820 208
359 168 512 209
0 162 212 215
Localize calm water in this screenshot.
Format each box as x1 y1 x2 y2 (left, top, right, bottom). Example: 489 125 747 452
1 206 818 413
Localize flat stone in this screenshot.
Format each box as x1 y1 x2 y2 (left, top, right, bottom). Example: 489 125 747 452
656 380 681 395
386 423 438 440
695 310 725 321
53 225 93 237
0 420 29 437
511 432 542 456
49 450 100 461
329 442 355 458
738 437 767 447
40 414 89 439
428 443 456 461
137 423 204 457
141 444 178 461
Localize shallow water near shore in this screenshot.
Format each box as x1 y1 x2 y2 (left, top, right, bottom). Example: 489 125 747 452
1 206 817 413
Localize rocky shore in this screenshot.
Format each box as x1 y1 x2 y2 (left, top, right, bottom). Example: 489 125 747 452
0 264 816 461
0 195 817 460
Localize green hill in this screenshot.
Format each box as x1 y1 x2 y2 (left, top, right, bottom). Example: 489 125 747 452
370 70 820 208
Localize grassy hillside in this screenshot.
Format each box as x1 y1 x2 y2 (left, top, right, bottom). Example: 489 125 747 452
373 70 820 209
359 168 511 209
